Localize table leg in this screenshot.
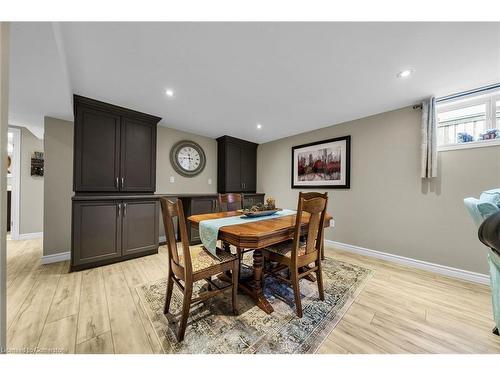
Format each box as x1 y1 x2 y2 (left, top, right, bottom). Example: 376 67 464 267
238 249 274 314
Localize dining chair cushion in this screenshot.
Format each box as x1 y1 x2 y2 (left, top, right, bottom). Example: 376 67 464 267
263 240 307 258
178 246 236 273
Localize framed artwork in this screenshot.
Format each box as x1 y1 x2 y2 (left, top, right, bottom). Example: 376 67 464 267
30 151 44 177
291 135 350 189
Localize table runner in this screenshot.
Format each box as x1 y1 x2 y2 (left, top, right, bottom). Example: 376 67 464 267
199 209 296 257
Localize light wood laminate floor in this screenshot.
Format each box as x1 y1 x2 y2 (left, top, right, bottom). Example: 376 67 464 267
6 238 500 353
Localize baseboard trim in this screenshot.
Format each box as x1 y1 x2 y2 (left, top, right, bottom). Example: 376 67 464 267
19 232 43 240
326 240 490 285
41 251 70 265
159 235 166 243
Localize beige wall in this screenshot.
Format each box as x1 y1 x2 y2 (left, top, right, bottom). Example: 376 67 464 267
156 126 217 239
257 106 500 275
156 126 217 194
42 120 218 255
18 127 44 234
43 117 73 256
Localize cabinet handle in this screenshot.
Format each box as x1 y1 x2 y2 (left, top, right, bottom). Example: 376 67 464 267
117 203 122 217
115 177 119 188
121 177 124 189
123 203 127 217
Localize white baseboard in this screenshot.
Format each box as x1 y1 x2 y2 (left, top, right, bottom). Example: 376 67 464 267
326 240 490 285
41 251 71 265
19 232 43 240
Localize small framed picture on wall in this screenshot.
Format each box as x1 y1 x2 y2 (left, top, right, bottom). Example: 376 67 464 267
291 135 351 189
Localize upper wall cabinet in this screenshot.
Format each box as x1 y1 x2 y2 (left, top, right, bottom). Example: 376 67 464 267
217 135 258 193
73 95 161 193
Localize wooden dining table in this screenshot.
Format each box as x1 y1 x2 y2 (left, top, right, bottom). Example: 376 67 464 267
188 210 333 314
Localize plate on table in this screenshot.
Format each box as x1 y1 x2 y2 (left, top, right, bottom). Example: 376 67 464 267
240 208 282 218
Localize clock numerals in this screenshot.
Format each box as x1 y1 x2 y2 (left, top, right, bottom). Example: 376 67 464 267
171 141 205 176
177 146 202 171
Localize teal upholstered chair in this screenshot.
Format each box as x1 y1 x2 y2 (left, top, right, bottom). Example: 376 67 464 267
463 189 500 335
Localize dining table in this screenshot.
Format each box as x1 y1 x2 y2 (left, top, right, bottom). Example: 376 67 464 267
188 210 333 314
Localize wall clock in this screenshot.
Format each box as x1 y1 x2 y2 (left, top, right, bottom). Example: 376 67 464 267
170 140 206 177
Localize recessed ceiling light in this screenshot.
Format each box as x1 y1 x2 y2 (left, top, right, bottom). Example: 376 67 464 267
256 123 262 129
397 69 413 78
165 89 175 98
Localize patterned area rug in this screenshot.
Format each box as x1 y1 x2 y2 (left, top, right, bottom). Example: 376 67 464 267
136 256 372 354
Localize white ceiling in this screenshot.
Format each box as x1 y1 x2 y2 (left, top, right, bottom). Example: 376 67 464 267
9 22 72 138
9 22 500 142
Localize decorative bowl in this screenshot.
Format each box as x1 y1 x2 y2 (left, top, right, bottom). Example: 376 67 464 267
240 208 282 218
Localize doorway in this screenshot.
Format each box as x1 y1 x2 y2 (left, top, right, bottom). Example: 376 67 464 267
7 127 20 240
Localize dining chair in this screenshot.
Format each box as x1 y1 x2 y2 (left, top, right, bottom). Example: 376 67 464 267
160 197 239 342
218 193 244 269
262 192 328 318
298 192 327 260
218 193 243 212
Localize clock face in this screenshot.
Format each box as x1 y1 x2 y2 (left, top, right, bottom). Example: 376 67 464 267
177 146 201 171
170 140 206 177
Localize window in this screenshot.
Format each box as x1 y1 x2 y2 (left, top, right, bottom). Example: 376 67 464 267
436 89 500 150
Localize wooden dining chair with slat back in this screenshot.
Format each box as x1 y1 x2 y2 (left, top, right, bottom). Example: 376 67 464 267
262 192 328 318
299 192 327 260
218 193 244 269
218 193 243 212
160 197 239 342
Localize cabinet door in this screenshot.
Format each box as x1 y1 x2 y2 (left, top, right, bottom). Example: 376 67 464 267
74 106 121 192
240 145 257 192
121 200 159 256
72 201 121 266
120 117 157 192
186 197 217 245
243 194 264 209
225 143 242 192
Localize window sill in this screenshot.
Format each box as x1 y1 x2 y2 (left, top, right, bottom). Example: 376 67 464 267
438 138 500 152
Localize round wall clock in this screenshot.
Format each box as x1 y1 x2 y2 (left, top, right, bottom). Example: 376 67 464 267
170 140 206 177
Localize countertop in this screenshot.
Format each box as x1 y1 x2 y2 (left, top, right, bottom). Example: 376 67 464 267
72 192 265 201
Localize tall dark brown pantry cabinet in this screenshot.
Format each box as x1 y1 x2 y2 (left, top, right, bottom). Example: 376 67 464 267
71 96 161 271
217 136 258 193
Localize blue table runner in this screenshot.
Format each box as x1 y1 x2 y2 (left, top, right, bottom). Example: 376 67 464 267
199 209 297 257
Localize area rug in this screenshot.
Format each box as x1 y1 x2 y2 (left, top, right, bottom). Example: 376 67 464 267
136 256 372 354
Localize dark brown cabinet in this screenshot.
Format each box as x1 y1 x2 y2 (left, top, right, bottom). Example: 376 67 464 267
178 195 218 245
71 197 159 271
217 136 258 193
71 96 162 271
242 193 265 209
73 95 160 193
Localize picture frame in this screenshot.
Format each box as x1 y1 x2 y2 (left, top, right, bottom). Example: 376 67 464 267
291 135 351 189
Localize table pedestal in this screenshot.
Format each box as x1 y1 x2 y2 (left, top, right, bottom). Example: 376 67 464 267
220 247 274 314
238 248 274 314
